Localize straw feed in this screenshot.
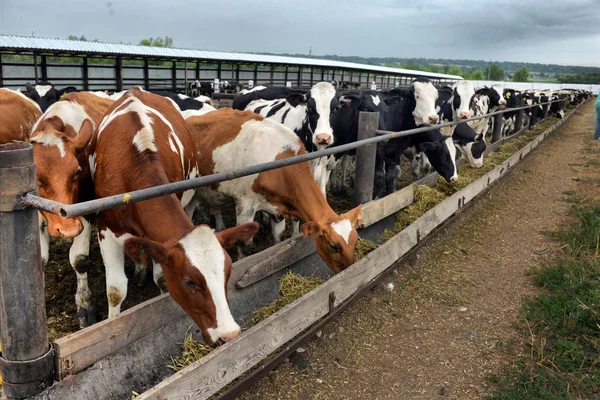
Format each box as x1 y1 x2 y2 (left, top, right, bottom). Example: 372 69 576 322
168 327 213 372
394 185 447 232
354 238 380 261
246 272 324 326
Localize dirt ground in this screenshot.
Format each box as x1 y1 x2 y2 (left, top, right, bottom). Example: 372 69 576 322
239 100 599 400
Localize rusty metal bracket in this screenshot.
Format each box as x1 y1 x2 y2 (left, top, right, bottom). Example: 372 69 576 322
328 292 336 315
0 344 54 399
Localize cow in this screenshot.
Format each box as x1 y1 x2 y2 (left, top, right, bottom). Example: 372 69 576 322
152 91 216 116
377 78 457 194
185 108 362 273
219 81 244 93
329 90 388 195
331 80 362 90
468 85 507 137
0 88 42 144
501 88 522 136
30 91 114 327
25 82 78 112
90 87 258 345
232 82 339 196
188 80 214 97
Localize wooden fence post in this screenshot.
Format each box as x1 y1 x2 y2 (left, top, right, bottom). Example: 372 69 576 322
0 142 53 399
353 112 379 206
491 113 503 142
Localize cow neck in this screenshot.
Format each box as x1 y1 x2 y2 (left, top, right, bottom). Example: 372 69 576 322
134 193 194 244
269 158 337 225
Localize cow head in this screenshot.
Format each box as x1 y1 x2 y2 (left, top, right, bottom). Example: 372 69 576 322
503 89 521 108
491 85 507 107
25 82 77 112
31 119 94 238
452 81 475 120
305 82 338 149
417 132 458 183
411 79 439 126
124 223 259 346
301 205 362 273
458 133 486 169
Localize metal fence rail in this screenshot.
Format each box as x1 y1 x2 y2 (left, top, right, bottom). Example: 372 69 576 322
21 98 566 219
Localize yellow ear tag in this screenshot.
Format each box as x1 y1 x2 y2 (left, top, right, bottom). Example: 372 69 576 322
506 92 511 98
123 193 131 203
60 92 67 99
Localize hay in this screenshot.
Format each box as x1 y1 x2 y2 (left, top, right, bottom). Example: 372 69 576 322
246 272 324 326
394 185 447 232
168 326 213 372
354 238 380 261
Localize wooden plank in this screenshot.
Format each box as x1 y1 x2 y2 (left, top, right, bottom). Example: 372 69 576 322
53 292 187 380
235 235 316 289
137 105 575 400
360 185 413 228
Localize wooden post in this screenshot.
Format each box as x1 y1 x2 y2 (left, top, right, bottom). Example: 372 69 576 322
33 53 38 83
235 63 240 83
143 59 150 90
0 54 5 87
82 57 89 91
297 66 302 88
353 112 379 206
310 67 314 87
0 142 54 399
115 57 123 92
514 98 524 133
184 60 188 94
40 55 47 82
253 64 258 85
171 61 177 92
269 64 274 85
491 112 503 142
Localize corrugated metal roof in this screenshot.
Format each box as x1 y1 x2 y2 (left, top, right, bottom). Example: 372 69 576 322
0 35 463 81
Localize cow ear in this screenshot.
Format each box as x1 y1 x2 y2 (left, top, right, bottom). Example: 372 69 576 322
216 222 259 249
342 205 363 229
474 133 484 143
301 221 323 238
70 119 94 153
286 93 306 107
123 237 169 266
26 83 40 100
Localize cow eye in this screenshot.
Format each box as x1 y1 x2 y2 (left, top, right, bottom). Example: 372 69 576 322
328 243 340 253
185 280 196 289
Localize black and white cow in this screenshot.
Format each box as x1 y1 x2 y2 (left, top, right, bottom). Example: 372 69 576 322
378 79 457 194
468 85 506 137
433 81 486 169
501 88 523 136
152 91 216 117
25 82 77 112
232 82 339 195
329 90 387 195
187 80 214 97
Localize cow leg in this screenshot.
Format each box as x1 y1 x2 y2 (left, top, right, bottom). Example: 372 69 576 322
99 227 128 318
235 200 257 259
214 212 226 232
270 217 286 243
385 159 400 195
329 164 338 194
292 219 300 235
338 154 350 196
39 213 49 267
152 260 168 294
133 262 147 285
69 217 95 327
373 152 386 199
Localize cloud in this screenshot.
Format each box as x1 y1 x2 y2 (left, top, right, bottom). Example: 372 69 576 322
0 0 597 66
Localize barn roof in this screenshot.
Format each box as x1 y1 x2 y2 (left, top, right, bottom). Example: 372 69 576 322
0 35 463 81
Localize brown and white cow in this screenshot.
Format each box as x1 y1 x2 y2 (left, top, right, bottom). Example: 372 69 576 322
30 91 114 327
185 108 362 274
0 88 42 144
91 87 258 345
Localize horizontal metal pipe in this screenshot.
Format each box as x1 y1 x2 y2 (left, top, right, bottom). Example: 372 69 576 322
20 98 568 219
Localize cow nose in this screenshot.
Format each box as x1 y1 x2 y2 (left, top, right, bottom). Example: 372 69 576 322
57 219 84 238
459 112 471 119
450 176 459 183
315 133 333 145
500 100 507 105
219 326 241 341
428 115 439 124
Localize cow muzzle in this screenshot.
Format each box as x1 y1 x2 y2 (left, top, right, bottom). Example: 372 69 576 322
48 216 84 238
315 133 333 146
499 99 507 106
459 111 471 119
428 114 439 124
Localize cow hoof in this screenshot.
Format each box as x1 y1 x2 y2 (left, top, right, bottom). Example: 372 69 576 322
76 307 96 328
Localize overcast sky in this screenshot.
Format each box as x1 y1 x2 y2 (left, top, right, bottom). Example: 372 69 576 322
1 0 598 67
